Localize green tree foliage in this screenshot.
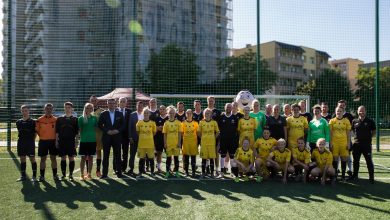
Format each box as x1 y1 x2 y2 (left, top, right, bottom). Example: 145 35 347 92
214 49 278 95
296 69 354 111
145 44 201 94
355 67 390 119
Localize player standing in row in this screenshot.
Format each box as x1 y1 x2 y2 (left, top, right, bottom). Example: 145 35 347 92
286 104 308 150
181 109 199 177
148 98 159 121
56 102 79 181
198 108 220 178
89 95 104 177
207 96 221 175
320 102 332 122
36 103 58 182
329 106 351 181
128 101 144 176
336 100 354 177
176 102 186 122
136 108 156 177
306 105 330 153
98 99 125 179
163 107 182 178
78 103 97 180
250 100 267 141
16 105 37 182
192 100 203 122
116 97 131 174
237 106 257 148
154 105 167 173
218 103 239 178
283 104 292 118
267 104 287 141
299 100 312 123
350 106 376 183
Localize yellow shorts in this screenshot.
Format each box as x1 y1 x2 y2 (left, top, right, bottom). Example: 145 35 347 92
96 131 103 151
288 139 298 150
138 148 154 159
182 142 198 156
331 145 349 157
166 147 181 157
200 145 216 159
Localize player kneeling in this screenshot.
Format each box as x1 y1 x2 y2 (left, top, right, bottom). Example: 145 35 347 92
231 137 256 182
266 138 294 184
292 137 311 183
253 128 277 181
309 138 336 186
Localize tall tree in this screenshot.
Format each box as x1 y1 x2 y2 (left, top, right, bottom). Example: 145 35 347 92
355 67 390 119
214 49 278 95
145 44 201 94
296 69 354 111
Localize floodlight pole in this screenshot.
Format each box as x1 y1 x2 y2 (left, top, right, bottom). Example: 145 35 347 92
7 0 13 149
375 0 380 152
131 0 137 107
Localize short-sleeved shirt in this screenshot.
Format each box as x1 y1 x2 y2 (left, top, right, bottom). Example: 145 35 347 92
267 115 287 140
197 119 219 147
287 116 309 148
300 112 313 123
352 117 376 145
192 110 203 122
182 120 199 146
175 112 186 122
136 120 156 149
149 109 159 121
218 113 239 140
321 113 332 122
311 149 333 170
56 115 79 140
234 147 254 167
237 117 257 145
292 148 311 164
329 117 351 146
249 111 267 140
211 108 222 121
163 119 182 148
269 149 291 164
16 118 36 141
154 115 167 144
36 115 57 140
253 137 277 159
78 115 97 142
307 117 330 144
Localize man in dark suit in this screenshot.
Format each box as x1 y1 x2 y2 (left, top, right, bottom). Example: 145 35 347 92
98 98 125 178
114 97 131 173
127 101 144 176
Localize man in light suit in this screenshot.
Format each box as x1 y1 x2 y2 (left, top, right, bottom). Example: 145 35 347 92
98 98 125 178
127 101 144 176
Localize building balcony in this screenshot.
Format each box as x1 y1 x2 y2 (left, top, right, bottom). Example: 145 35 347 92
319 63 331 69
278 70 307 80
279 56 304 66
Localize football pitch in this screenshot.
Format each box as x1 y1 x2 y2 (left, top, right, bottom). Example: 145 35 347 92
0 148 389 220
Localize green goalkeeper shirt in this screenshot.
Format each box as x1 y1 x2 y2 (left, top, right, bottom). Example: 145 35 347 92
307 117 330 143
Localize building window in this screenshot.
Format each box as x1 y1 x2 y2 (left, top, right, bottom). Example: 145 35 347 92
310 57 315 64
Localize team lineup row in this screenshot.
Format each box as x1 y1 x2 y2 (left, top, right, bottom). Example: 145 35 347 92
15 96 376 185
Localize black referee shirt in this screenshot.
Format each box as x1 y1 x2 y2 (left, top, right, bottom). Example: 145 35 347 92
352 117 376 145
218 113 238 139
192 110 203 122
56 115 79 139
267 115 287 140
16 118 36 140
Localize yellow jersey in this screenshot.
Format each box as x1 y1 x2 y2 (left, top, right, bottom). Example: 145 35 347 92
329 117 351 147
237 117 257 146
136 120 156 149
292 147 311 164
253 137 277 159
269 149 291 164
287 116 308 148
198 119 219 148
163 119 182 148
234 147 255 167
181 120 199 149
311 148 333 170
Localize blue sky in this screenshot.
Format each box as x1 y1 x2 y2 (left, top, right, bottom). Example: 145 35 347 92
233 0 390 63
0 0 389 78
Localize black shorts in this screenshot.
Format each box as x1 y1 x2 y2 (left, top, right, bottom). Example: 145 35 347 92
79 142 96 156
154 136 164 153
309 143 316 153
38 140 58 157
219 137 238 159
58 139 77 157
17 139 35 157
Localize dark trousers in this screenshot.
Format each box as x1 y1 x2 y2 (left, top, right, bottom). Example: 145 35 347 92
102 136 122 176
128 140 138 172
352 143 374 179
113 137 130 172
